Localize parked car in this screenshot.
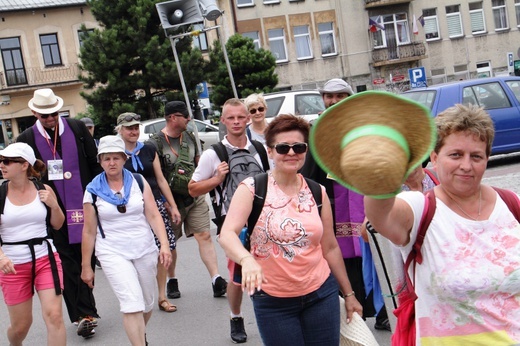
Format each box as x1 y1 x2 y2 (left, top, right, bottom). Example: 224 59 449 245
138 118 220 150
402 76 520 155
263 90 325 122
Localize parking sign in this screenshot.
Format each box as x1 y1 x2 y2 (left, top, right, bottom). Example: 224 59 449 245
408 67 427 89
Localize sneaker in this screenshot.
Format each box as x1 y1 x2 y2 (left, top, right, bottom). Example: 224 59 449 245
374 317 391 331
77 316 98 338
213 276 228 297
230 317 247 343
167 278 181 299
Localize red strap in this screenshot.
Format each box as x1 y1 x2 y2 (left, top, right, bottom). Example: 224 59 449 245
424 168 440 185
493 187 520 222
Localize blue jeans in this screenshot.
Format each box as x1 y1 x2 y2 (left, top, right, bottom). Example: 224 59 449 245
250 274 340 346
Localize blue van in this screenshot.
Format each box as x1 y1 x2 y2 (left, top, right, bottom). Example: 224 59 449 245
403 76 520 155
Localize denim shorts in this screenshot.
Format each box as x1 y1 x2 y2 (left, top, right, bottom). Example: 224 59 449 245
251 274 340 346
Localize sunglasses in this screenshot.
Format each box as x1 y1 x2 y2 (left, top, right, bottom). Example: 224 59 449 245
249 107 265 115
40 112 59 119
0 157 24 165
170 112 190 119
115 192 126 214
117 113 141 125
273 143 308 155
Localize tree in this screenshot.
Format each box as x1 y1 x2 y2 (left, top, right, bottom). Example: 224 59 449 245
79 0 206 134
207 34 278 108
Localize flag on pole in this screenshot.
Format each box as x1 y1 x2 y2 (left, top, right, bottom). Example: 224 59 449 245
413 14 419 35
369 17 385 32
418 15 425 27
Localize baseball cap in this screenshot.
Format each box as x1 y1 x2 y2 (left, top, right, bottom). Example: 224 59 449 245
117 112 141 126
80 117 95 127
164 101 189 117
0 142 37 165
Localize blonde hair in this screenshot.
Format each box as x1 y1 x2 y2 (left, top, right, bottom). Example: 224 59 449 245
244 93 266 110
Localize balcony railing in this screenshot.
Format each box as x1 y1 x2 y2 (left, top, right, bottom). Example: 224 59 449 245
372 41 426 66
0 64 81 90
365 0 413 8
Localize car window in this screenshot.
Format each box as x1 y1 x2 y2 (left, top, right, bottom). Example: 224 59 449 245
465 82 510 109
402 91 436 110
462 88 478 106
265 96 284 119
294 94 325 115
506 81 520 103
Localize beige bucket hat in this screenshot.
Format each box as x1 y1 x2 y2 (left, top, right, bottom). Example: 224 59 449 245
339 296 380 346
310 91 436 198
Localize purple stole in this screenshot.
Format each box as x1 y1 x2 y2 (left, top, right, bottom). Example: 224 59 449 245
333 182 364 258
34 120 84 244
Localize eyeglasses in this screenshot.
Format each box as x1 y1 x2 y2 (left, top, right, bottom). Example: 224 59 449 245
170 112 190 119
115 192 126 213
249 107 265 115
117 113 141 125
40 112 59 119
273 143 308 155
0 157 24 165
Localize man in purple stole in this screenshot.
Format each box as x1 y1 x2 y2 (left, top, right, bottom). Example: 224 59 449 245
17 89 102 338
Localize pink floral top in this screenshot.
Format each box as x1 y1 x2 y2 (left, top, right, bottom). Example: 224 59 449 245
400 191 520 345
242 173 330 297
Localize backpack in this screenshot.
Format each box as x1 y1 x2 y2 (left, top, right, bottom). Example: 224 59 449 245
150 131 197 197
391 187 520 346
90 173 144 239
0 179 62 296
232 172 323 283
209 140 270 233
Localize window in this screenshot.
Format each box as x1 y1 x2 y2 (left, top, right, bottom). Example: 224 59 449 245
463 82 510 109
454 64 470 80
192 24 208 51
294 25 312 60
40 33 62 67
492 0 508 30
242 32 260 50
516 0 520 27
268 28 288 63
0 37 27 86
318 22 337 56
423 8 440 40
264 0 280 3
446 5 463 38
371 13 411 50
506 81 520 102
431 68 446 84
469 2 486 34
236 0 254 7
78 29 94 49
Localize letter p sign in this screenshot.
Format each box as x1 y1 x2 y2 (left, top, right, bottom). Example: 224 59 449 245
408 67 427 89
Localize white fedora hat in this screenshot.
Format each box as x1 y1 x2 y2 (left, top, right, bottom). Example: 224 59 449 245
28 88 64 114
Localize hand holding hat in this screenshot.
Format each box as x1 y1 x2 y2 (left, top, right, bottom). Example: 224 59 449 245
310 91 436 198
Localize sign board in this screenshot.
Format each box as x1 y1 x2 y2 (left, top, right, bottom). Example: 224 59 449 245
373 78 385 85
408 67 427 88
507 52 514 74
392 74 405 82
515 60 520 76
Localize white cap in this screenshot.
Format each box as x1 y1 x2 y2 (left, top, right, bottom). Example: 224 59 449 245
97 135 126 157
319 79 355 96
0 142 37 165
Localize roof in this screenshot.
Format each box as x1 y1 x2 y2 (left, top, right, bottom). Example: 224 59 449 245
0 0 86 12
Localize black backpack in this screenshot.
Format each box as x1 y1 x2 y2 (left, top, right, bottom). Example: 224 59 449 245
209 140 270 233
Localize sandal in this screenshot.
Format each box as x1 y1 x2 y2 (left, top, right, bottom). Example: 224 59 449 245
158 299 177 313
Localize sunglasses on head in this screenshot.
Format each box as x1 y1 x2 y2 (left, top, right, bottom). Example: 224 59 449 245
249 107 265 115
273 143 308 155
0 157 24 165
118 113 141 125
115 192 126 214
40 112 59 119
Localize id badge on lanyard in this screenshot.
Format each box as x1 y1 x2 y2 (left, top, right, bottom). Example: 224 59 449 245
47 159 64 180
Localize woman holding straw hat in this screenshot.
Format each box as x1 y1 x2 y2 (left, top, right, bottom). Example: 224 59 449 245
219 114 362 345
312 93 520 344
0 142 66 346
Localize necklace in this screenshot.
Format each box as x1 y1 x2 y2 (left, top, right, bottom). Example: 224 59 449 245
441 186 482 221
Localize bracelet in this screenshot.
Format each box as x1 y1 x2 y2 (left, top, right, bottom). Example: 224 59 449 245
239 255 253 265
345 291 355 297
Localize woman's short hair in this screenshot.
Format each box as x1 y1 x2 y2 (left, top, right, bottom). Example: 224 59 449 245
265 114 310 147
244 93 266 110
435 104 495 157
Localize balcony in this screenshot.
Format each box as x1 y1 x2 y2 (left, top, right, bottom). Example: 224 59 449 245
372 41 426 67
0 64 81 91
365 0 413 9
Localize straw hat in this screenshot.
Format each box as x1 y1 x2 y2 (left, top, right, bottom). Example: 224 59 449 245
339 296 380 346
310 91 435 198
28 88 64 114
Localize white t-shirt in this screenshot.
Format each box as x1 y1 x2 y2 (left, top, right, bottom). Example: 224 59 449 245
191 136 267 215
399 190 520 345
0 193 56 264
83 178 156 260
